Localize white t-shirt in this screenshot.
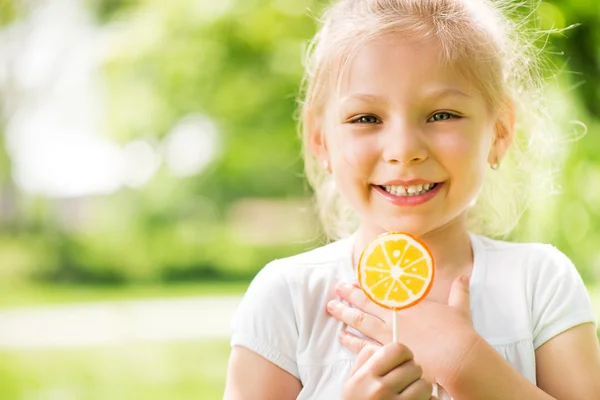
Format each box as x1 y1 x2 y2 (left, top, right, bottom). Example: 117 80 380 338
230 233 597 399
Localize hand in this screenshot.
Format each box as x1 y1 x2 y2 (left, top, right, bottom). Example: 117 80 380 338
327 275 480 387
342 342 436 400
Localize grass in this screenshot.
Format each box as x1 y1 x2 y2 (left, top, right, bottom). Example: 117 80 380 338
0 285 597 400
0 340 231 400
0 283 241 399
0 281 250 309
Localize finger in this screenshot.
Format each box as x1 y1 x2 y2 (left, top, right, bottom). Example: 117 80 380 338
336 282 386 319
339 330 381 354
348 344 378 377
363 341 414 377
382 360 422 393
447 275 471 319
327 300 390 343
396 378 433 400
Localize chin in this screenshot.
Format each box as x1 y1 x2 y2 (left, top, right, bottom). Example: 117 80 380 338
372 216 436 237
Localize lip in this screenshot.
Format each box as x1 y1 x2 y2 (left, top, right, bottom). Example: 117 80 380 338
373 182 444 206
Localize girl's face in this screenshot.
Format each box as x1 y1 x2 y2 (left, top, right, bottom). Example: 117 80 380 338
316 37 507 238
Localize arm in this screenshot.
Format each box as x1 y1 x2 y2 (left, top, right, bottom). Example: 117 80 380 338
224 346 302 400
440 334 548 399
226 261 301 398
224 339 434 400
329 274 600 399
444 323 600 400
336 320 600 399
536 323 600 399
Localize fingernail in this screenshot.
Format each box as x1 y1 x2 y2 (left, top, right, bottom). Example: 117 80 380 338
335 282 345 293
327 300 339 311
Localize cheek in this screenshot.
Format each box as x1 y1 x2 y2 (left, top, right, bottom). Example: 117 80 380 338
436 128 491 167
434 130 490 202
330 131 379 173
328 132 379 205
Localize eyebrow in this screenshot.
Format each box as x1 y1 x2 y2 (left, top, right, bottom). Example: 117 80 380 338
426 88 473 99
340 93 387 104
340 88 472 104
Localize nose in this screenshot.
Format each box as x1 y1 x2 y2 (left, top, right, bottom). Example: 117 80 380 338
381 121 428 165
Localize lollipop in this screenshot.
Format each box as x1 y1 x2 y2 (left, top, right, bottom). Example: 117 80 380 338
357 232 435 341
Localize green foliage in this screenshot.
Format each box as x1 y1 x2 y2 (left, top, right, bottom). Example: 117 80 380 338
0 0 598 286
0 0 18 26
0 340 230 400
548 0 600 118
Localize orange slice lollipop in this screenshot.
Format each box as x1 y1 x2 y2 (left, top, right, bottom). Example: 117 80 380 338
357 232 435 311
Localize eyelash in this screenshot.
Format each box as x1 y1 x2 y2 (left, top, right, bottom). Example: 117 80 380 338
348 115 381 124
347 111 461 125
427 111 461 122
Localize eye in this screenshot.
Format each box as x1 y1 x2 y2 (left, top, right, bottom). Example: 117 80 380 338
428 112 460 122
349 115 381 124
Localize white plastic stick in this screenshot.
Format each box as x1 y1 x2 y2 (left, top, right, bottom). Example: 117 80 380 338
392 311 398 342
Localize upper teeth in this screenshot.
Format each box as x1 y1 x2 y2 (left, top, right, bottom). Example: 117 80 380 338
383 183 435 196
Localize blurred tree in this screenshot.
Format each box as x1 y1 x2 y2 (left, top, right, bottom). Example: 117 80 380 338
87 0 142 23
0 0 18 26
546 0 600 118
0 0 598 285
100 0 314 203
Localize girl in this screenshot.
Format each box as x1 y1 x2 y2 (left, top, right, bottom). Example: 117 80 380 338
224 0 600 399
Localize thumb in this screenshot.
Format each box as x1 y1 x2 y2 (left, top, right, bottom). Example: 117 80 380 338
348 344 378 377
447 275 471 318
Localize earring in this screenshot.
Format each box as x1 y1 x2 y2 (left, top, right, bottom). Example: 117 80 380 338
322 159 329 170
490 162 500 170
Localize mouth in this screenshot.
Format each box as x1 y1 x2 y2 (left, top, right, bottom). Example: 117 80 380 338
378 183 439 197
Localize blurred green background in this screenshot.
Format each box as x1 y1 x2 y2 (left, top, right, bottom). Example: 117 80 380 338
0 0 598 398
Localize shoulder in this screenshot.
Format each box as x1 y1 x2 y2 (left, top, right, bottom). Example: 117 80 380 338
473 234 574 278
230 236 354 375
237 236 353 313
255 236 354 286
471 234 587 314
475 234 556 259
473 234 596 348
272 236 353 268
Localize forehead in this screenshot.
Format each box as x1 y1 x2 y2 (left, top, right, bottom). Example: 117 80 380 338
337 36 480 102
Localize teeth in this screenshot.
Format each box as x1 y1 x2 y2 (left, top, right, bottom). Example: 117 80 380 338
383 183 436 197
394 186 407 195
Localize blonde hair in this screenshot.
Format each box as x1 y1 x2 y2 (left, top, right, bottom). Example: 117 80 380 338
298 0 562 241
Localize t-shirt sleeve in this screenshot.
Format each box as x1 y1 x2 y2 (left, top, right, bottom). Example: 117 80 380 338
531 246 598 349
230 261 300 379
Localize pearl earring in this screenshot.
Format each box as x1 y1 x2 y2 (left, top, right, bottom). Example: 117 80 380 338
322 160 329 170
490 162 500 170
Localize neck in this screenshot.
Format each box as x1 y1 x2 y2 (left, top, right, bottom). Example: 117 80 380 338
352 215 474 276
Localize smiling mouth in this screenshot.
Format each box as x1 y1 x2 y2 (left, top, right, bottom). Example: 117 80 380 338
379 183 439 197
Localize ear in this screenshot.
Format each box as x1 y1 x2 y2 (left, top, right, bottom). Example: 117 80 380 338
488 101 515 164
307 114 331 172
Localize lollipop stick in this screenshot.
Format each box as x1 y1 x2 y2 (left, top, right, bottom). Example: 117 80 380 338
392 311 398 342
